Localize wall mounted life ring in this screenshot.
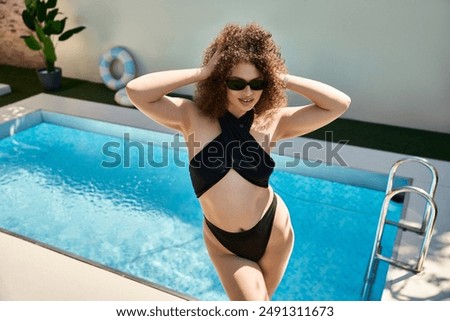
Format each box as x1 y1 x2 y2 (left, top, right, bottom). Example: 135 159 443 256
99 46 136 91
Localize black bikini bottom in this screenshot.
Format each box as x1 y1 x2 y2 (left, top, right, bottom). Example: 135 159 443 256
204 195 277 262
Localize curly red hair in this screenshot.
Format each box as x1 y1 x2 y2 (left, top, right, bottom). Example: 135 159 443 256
194 23 288 122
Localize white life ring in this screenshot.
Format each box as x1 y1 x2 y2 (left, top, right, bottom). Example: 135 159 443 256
114 87 134 107
99 47 136 90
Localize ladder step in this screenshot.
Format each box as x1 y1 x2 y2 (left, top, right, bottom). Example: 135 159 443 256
385 219 424 235
376 253 420 273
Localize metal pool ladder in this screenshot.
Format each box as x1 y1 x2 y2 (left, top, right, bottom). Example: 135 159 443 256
361 157 438 300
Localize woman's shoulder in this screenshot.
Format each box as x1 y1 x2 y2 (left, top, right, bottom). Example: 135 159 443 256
179 99 218 134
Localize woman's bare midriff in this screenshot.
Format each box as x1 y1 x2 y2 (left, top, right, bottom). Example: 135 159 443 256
198 169 273 232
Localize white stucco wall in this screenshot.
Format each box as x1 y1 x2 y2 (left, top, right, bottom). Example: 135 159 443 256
56 0 450 134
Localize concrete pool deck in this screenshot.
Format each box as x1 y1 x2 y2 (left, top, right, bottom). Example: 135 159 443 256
0 229 188 301
0 93 449 301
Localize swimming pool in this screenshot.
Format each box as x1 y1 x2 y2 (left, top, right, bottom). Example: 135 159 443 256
0 110 405 300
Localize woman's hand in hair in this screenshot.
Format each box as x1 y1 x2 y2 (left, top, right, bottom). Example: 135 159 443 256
201 47 222 79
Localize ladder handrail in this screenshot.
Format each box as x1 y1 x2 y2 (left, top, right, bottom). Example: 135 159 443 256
386 157 438 196
361 157 439 300
362 186 437 300
378 187 437 269
386 157 438 234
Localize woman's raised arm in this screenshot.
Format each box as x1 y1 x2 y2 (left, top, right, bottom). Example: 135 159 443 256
273 75 351 141
126 49 221 132
126 68 204 132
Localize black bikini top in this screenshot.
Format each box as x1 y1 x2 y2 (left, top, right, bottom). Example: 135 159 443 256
189 109 275 198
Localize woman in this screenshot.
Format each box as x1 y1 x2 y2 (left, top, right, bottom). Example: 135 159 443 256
126 23 350 300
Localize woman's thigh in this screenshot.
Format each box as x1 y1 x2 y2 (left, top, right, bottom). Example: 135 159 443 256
258 195 294 298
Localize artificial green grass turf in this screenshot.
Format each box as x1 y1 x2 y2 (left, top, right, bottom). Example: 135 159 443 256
0 64 117 107
1 64 449 161
304 119 450 162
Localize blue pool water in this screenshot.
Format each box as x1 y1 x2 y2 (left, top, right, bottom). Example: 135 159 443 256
0 113 403 300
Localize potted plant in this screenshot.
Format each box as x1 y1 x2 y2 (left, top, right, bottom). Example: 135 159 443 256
20 0 86 90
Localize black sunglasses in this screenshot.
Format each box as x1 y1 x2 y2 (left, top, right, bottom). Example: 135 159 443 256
225 78 268 91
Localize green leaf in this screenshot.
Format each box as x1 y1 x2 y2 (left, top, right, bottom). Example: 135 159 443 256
43 18 66 35
42 36 57 63
46 0 57 9
22 10 36 31
47 8 58 21
58 17 67 33
59 26 86 41
25 0 37 11
43 21 56 35
21 35 42 50
37 0 47 22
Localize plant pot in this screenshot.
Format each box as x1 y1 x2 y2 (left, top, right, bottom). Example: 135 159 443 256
36 67 62 91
